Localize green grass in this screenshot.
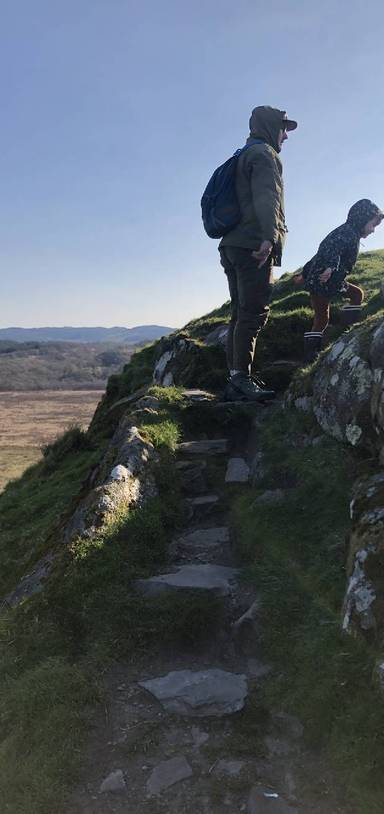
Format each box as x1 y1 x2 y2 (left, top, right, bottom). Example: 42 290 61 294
231 406 384 812
0 431 103 597
0 657 96 814
0 392 226 814
1 249 383 812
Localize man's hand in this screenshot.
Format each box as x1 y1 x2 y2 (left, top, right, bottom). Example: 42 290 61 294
319 267 333 283
252 240 273 268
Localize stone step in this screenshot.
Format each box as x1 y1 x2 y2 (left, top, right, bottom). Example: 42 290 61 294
175 460 207 495
171 526 230 563
184 494 220 522
135 564 239 596
225 457 250 483
139 669 248 717
182 389 216 403
177 439 227 455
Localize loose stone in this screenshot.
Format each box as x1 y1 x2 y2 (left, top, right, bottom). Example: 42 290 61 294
139 669 248 717
136 564 238 596
146 755 193 796
225 457 250 483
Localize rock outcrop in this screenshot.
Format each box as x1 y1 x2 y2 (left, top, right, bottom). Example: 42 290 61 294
291 317 384 454
3 415 157 608
343 471 384 640
64 417 157 544
288 314 384 649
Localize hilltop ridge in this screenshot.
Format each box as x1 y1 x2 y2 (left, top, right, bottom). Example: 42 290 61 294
1 248 384 813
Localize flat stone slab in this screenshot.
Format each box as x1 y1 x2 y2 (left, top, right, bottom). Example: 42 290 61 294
147 756 193 796
225 457 250 483
139 669 248 717
248 787 298 814
185 494 220 521
136 564 238 596
174 526 230 551
182 389 216 402
177 439 227 455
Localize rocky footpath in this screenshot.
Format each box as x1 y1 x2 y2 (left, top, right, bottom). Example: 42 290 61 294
67 390 347 814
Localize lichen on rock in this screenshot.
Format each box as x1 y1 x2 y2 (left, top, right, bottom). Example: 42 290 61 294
343 471 384 640
64 418 157 544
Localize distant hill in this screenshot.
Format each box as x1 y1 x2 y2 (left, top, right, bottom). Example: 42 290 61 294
0 341 136 391
0 325 175 344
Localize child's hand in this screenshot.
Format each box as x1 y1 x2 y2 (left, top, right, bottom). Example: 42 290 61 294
319 267 333 283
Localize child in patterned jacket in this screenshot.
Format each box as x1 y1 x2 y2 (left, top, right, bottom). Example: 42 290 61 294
299 198 383 362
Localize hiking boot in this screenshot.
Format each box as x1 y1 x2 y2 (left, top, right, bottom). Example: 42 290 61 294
303 332 322 363
226 373 275 402
341 305 363 327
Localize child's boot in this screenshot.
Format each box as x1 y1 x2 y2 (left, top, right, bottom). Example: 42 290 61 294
303 332 323 364
341 305 363 327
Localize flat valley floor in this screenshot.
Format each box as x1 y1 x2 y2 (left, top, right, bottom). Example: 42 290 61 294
0 390 104 491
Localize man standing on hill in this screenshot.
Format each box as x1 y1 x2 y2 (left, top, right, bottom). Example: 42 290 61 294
219 105 297 401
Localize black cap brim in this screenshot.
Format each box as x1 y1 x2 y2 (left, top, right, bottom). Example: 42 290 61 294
285 118 297 131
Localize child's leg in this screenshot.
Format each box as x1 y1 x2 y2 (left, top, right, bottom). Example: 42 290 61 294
341 283 364 327
303 295 329 363
310 295 330 332
345 283 364 305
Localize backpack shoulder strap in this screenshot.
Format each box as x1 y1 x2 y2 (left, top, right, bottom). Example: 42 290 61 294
233 137 265 158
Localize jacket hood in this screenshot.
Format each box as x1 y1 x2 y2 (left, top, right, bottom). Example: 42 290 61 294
347 199 383 235
249 106 289 152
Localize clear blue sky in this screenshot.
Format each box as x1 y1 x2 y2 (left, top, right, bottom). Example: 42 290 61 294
1 0 383 328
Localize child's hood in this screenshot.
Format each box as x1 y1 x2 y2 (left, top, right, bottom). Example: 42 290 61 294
347 199 383 235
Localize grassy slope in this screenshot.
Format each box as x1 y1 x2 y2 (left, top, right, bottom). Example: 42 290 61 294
0 389 222 814
232 407 384 812
0 249 383 812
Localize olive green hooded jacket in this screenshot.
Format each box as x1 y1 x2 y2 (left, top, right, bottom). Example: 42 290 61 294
219 106 287 265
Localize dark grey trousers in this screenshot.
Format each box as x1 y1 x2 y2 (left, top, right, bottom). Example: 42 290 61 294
219 246 273 373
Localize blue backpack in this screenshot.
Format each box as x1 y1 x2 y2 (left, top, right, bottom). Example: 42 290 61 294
201 139 263 239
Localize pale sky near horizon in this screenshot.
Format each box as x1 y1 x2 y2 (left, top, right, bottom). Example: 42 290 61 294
1 0 383 329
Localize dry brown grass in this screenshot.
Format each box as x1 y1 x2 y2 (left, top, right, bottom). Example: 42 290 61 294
0 389 103 490
0 447 42 492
